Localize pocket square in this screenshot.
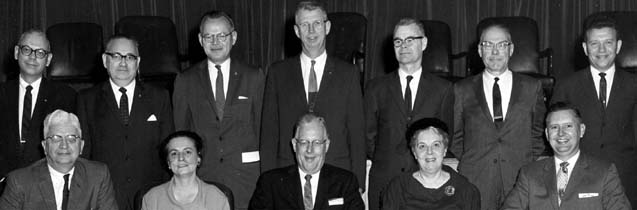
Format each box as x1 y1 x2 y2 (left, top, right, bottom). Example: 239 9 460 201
238 96 248 99
147 114 157 121
328 197 344 206
579 193 599 198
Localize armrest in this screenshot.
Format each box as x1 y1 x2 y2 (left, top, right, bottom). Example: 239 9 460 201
539 48 553 76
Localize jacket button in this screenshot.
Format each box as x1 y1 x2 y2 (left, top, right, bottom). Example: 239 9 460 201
220 158 224 162
493 159 498 163
401 168 405 172
407 117 412 122
219 137 223 141
600 144 605 148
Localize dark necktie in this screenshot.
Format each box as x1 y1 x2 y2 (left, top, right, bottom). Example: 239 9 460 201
405 75 413 113
303 174 313 210
308 60 318 107
62 174 70 210
119 87 129 125
21 85 33 144
215 65 225 119
557 162 569 205
493 77 503 128
599 72 607 108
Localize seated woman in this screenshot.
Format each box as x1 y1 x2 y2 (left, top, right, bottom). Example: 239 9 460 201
142 131 230 210
382 118 480 210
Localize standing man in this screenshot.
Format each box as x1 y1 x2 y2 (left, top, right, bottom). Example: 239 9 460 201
551 15 637 206
260 0 366 191
364 18 453 210
172 11 264 210
0 29 76 179
77 34 173 210
451 24 546 210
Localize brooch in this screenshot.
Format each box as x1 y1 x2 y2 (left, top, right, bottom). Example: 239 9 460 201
444 185 455 196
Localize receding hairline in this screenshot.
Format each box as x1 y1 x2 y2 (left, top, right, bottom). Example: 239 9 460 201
393 18 426 37
294 1 328 23
104 36 139 54
480 24 512 42
18 29 51 50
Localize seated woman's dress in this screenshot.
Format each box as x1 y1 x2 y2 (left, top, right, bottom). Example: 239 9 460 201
142 177 230 210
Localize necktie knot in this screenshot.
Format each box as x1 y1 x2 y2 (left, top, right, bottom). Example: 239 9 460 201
560 162 569 173
119 87 126 94
494 77 500 83
311 60 316 67
406 75 413 82
215 64 222 71
305 174 312 181
599 72 606 78
26 85 33 92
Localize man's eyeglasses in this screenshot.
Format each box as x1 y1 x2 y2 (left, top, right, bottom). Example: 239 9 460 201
17 45 49 59
297 20 328 32
45 135 81 144
104 52 139 63
294 138 327 147
480 41 512 51
393 36 424 48
201 31 234 43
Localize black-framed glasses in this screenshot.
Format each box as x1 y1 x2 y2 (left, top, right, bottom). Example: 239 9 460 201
297 20 328 31
480 41 512 51
104 52 139 63
294 138 328 147
45 134 81 144
17 45 49 59
393 36 424 48
201 31 234 43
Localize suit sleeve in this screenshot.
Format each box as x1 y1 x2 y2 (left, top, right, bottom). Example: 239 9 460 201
260 66 279 173
172 73 192 130
451 84 464 159
76 93 92 158
346 68 367 191
501 167 530 210
531 81 547 157
364 83 378 160
252 69 266 144
97 164 119 210
248 174 274 210
0 173 24 210
439 81 455 144
602 164 632 210
157 88 174 141
343 172 365 210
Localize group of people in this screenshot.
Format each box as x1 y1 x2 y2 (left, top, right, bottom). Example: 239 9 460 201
0 0 635 209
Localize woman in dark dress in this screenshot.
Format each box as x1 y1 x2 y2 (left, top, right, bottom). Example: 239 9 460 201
382 119 480 210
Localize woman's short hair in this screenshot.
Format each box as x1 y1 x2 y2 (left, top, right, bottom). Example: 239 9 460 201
406 118 449 149
159 130 204 161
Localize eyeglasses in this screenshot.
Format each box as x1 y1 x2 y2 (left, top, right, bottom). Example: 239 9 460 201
480 41 512 51
297 20 328 32
295 138 327 147
201 31 234 43
393 36 424 48
168 149 196 160
17 45 49 59
104 52 139 63
45 135 81 144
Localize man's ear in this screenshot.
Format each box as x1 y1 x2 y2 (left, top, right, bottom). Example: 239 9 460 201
325 20 331 35
294 25 301 39
582 42 589 56
616 39 623 54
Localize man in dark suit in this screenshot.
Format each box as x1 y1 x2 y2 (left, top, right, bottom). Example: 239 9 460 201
502 102 631 210
551 15 637 206
451 24 546 210
0 109 118 210
364 18 453 210
260 1 366 191
77 34 173 210
0 29 76 179
172 11 264 210
250 113 364 210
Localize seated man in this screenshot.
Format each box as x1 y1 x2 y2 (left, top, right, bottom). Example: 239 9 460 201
0 109 118 210
250 113 364 210
502 102 631 210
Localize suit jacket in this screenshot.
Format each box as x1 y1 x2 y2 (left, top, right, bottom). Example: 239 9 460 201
0 78 76 178
0 158 119 210
173 59 264 209
502 153 631 210
249 164 364 210
77 81 173 209
451 72 546 210
260 55 366 189
364 70 453 210
551 67 637 205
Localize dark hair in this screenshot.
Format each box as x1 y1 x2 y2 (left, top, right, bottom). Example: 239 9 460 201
295 1 328 23
104 34 139 52
406 118 449 148
18 28 49 50
199 10 235 33
583 15 620 41
394 18 426 37
160 130 204 162
547 102 583 123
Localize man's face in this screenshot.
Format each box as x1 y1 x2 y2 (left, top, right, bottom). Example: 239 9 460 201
545 110 585 160
294 9 331 54
102 38 140 84
42 123 84 172
199 17 236 64
292 121 330 174
14 32 52 78
478 26 514 75
583 27 622 71
393 24 427 67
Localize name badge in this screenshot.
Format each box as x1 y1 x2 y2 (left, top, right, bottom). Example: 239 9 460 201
242 151 260 163
578 193 599 198
328 197 344 206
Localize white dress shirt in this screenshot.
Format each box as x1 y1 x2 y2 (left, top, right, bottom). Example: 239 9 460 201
398 68 422 107
300 51 327 102
299 168 321 206
554 150 580 187
208 58 231 99
590 65 615 106
109 79 136 114
18 75 41 139
483 70 513 121
48 165 75 210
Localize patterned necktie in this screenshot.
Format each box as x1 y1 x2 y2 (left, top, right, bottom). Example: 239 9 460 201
308 60 318 106
493 77 503 128
21 85 33 144
599 72 607 108
405 75 413 113
303 174 313 210
215 65 225 119
62 174 70 210
557 162 569 205
119 87 129 125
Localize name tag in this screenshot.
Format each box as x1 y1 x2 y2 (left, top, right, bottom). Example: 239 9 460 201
579 193 599 198
328 197 344 206
242 151 260 163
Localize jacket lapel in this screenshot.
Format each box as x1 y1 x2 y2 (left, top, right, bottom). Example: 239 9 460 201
36 161 58 210
289 56 308 107
128 83 147 125
32 79 49 123
67 160 88 210
503 73 522 127
389 71 408 118
581 69 604 114
314 167 330 209
196 61 221 120
411 72 429 115
100 82 125 126
564 154 589 203
285 166 304 209
7 79 19 137
543 160 560 210
472 76 493 123
225 60 242 118
314 56 335 111
606 68 625 112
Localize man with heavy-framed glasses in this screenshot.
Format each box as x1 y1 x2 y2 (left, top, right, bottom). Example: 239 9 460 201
251 113 364 210
0 29 77 183
0 109 118 210
451 23 546 210
76 34 173 210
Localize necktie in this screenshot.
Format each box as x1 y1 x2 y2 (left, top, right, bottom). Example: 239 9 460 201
62 174 70 210
119 87 129 125
21 85 33 144
405 75 413 113
215 65 225 119
303 174 313 210
493 77 503 128
308 60 318 107
599 72 607 108
557 162 569 205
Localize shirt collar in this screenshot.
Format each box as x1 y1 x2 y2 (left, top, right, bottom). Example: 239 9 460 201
554 150 580 168
207 58 231 72
109 79 136 94
301 50 327 65
47 164 75 178
482 69 512 81
298 168 321 178
590 65 615 77
19 75 42 90
398 67 422 79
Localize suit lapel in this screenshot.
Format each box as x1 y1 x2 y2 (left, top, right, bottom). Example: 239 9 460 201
36 161 58 210
285 166 304 209
100 82 125 126
68 160 88 210
503 73 522 126
580 69 604 114
314 166 330 209
542 160 560 210
196 61 221 120
472 76 493 123
128 83 147 125
411 72 429 116
225 60 242 116
32 79 49 124
315 56 335 110
7 80 19 137
606 69 625 112
289 56 308 107
564 154 589 202
389 71 408 117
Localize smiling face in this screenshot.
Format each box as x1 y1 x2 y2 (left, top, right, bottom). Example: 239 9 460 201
166 137 201 177
292 120 330 174
103 38 140 86
294 9 331 57
583 27 622 71
546 109 586 161
15 31 52 79
411 128 447 174
199 17 236 64
478 26 514 75
393 23 427 67
42 122 84 173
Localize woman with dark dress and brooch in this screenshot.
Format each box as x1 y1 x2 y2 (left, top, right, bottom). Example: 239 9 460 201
382 118 480 210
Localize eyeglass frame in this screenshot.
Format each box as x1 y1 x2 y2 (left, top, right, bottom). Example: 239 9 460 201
479 40 513 51
393 36 425 48
294 138 328 148
16 45 50 59
104 52 139 63
296 20 329 32
200 31 235 43
44 134 82 144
